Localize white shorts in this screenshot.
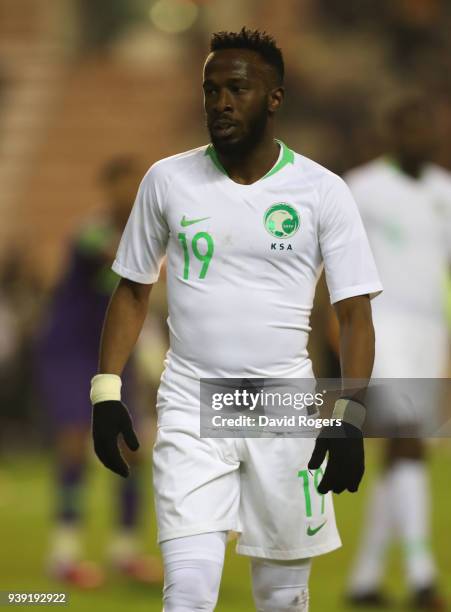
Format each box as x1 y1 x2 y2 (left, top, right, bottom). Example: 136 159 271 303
372 310 448 378
152 426 341 560
369 310 448 433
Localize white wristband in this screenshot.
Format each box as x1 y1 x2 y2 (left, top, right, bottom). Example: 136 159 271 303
332 398 366 430
90 373 122 404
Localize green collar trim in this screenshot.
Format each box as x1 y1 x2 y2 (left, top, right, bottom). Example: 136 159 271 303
384 155 401 171
264 139 295 178
205 143 227 175
383 155 426 180
205 139 294 180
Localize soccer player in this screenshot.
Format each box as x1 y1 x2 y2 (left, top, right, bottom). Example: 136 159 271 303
90 28 382 610
35 157 162 588
345 95 450 609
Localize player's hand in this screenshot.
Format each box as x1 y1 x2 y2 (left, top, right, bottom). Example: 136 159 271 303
92 400 140 478
308 398 366 494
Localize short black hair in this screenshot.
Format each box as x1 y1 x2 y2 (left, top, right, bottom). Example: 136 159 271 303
210 27 284 85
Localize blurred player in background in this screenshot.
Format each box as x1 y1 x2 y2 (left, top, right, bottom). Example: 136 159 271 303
344 95 451 609
35 157 163 588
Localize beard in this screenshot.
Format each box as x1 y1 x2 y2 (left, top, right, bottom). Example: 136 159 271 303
208 100 269 157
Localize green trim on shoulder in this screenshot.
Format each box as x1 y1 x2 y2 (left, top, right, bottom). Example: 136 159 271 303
204 139 294 180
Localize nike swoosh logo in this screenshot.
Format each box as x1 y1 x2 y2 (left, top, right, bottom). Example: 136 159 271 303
181 215 210 227
306 521 327 536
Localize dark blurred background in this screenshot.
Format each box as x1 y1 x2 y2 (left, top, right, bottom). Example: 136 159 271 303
0 1 450 610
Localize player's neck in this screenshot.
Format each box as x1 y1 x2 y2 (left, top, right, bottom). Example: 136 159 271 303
216 134 280 185
393 155 425 180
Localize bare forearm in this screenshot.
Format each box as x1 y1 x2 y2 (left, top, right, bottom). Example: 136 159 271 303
335 295 375 395
99 278 152 374
339 317 374 381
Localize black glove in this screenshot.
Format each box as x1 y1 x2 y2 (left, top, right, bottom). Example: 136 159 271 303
92 400 140 478
308 421 364 494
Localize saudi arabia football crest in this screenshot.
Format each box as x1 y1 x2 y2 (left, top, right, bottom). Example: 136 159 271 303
264 203 300 239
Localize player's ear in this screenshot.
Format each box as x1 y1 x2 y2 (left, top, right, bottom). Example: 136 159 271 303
268 86 284 115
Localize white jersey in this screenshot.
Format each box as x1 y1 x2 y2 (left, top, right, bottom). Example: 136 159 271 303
345 158 451 321
114 141 381 557
113 140 382 387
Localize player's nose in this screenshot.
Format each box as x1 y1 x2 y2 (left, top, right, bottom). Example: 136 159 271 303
214 88 233 114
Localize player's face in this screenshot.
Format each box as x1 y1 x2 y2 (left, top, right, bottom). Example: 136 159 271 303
203 49 277 155
107 166 142 229
391 102 436 164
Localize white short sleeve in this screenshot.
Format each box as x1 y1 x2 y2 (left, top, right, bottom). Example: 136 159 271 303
319 174 383 304
112 165 169 284
446 207 451 263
